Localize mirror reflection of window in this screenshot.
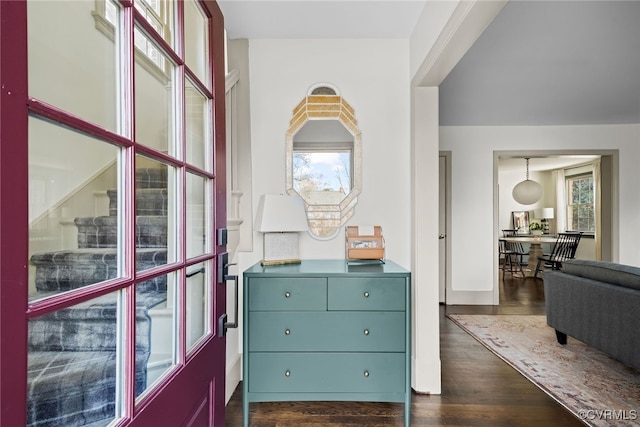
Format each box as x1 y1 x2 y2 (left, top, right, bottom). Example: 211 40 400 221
293 151 351 198
292 120 354 204
286 84 362 240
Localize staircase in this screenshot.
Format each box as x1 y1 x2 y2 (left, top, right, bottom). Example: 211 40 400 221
27 168 169 427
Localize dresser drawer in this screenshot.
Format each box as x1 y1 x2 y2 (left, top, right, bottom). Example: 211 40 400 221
248 277 327 311
249 352 405 393
328 277 406 311
249 311 405 352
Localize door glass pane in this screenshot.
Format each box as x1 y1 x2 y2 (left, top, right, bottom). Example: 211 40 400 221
184 0 210 88
29 117 120 301
186 262 209 351
186 173 206 259
28 0 119 133
135 156 175 270
27 290 122 426
134 28 175 156
185 79 209 171
137 272 176 396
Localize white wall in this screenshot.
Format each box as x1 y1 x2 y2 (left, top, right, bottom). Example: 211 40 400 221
441 124 640 304
239 38 411 270
411 88 441 394
405 0 509 396
230 38 414 395
226 0 511 400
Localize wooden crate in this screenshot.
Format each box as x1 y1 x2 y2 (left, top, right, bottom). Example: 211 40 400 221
345 226 385 261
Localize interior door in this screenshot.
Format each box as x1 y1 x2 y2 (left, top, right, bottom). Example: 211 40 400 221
439 154 448 303
0 0 227 426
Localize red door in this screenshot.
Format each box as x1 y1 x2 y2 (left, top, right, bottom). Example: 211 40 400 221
0 1 228 426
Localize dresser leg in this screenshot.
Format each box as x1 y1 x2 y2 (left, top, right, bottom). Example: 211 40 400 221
242 391 249 427
405 401 411 427
242 403 249 427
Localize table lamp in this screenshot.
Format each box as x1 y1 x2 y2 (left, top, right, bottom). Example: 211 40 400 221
535 207 555 234
254 194 308 265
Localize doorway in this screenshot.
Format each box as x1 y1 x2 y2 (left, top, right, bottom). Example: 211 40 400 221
495 151 618 297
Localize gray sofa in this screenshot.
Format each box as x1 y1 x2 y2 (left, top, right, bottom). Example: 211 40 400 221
543 259 640 370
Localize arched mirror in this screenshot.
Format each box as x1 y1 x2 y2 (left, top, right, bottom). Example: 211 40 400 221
286 84 362 239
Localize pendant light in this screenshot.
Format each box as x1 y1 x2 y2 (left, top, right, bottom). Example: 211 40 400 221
512 157 543 205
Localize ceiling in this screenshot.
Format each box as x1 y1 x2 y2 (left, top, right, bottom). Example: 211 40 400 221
219 0 639 125
439 0 640 127
498 155 602 174
218 1 640 170
218 1 426 39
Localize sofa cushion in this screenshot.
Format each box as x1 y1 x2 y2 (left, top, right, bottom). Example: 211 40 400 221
561 259 640 291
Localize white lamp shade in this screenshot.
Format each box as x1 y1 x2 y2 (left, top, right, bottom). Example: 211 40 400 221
540 207 554 219
254 194 308 232
512 179 543 205
534 207 555 219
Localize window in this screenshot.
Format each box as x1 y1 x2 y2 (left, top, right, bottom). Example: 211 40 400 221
566 173 595 232
94 0 173 78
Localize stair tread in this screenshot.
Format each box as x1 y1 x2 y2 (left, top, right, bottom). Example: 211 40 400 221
74 215 167 224
108 188 169 216
31 249 168 293
29 288 167 319
74 216 168 249
136 168 168 189
28 289 166 352
27 350 148 427
31 247 166 263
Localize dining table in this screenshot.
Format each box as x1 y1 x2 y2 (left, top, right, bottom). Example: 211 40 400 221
502 235 557 277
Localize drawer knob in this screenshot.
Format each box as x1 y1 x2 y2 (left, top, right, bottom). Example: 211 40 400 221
363 329 370 336
285 370 291 377
364 371 370 377
284 291 291 298
284 329 291 335
363 291 370 298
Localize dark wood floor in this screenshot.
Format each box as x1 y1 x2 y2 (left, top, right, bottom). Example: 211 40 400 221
224 273 585 426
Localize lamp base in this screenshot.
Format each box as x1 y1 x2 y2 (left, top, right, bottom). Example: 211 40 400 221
541 218 551 234
260 258 302 266
261 232 300 265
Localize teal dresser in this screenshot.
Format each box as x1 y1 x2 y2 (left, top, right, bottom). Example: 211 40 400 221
242 259 411 426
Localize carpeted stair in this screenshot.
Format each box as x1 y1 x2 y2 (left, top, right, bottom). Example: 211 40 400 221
27 168 169 427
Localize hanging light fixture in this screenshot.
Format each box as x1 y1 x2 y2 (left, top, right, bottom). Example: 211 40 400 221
512 157 543 205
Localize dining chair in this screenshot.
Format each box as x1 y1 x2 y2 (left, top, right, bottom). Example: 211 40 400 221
533 231 583 278
499 238 526 278
498 239 511 272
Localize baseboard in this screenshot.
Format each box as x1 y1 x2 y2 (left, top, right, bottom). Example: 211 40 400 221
412 355 442 394
225 353 242 404
446 289 495 305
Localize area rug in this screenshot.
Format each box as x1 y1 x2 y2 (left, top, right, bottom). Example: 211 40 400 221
447 314 640 427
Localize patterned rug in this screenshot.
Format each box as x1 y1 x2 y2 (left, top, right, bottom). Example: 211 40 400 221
447 314 640 427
